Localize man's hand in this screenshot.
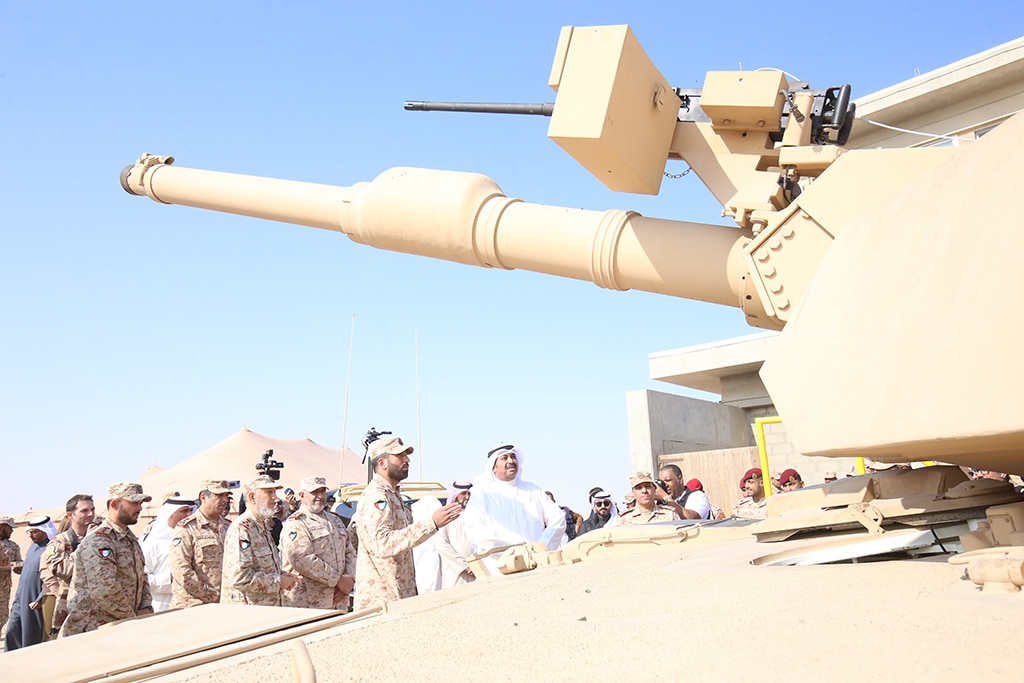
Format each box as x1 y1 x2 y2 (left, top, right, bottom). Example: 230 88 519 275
280 572 299 591
29 600 41 610
136 606 154 616
461 567 475 580
431 502 463 529
335 574 354 594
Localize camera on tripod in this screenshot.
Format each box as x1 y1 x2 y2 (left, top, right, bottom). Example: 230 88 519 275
255 449 285 481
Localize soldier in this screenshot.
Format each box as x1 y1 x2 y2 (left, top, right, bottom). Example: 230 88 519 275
282 476 356 609
169 480 232 608
221 475 298 606
0 515 24 636
43 494 95 636
59 483 154 637
731 468 768 520
352 435 462 610
616 472 681 526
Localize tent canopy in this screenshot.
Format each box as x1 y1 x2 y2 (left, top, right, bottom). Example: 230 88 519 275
136 427 367 505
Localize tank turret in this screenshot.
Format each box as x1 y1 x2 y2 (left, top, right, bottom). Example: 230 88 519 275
121 24 1024 475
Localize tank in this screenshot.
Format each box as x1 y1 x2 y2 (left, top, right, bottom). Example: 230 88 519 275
6 23 1024 683
120 24 1024 477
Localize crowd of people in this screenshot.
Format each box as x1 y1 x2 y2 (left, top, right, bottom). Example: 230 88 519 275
5 438 955 652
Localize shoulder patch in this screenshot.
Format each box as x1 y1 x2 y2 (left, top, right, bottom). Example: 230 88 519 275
288 530 298 541
239 539 250 550
172 537 183 546
373 500 388 511
98 547 113 558
46 544 57 558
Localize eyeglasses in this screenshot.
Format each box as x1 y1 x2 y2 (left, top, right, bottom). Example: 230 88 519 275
593 500 612 508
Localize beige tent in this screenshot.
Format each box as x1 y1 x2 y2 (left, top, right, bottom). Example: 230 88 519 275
135 427 367 506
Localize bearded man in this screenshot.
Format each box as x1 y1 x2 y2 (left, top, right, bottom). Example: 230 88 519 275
282 476 357 610
221 475 298 606
352 435 462 609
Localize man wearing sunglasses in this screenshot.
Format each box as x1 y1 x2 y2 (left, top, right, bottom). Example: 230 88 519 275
578 489 616 535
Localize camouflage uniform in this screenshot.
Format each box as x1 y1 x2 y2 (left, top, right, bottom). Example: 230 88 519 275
0 533 23 633
731 497 768 520
352 473 438 610
616 504 681 526
59 518 151 637
282 508 357 609
220 509 283 606
169 509 231 608
45 528 83 629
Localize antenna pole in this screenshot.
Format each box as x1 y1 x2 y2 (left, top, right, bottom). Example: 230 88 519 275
415 324 423 481
340 315 356 485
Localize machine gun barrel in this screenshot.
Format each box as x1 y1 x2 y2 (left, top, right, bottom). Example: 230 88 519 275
120 154 754 312
404 101 554 116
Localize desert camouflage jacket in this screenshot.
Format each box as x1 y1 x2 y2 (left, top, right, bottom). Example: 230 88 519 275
170 510 231 608
282 508 356 609
60 519 151 637
221 510 282 606
352 474 437 610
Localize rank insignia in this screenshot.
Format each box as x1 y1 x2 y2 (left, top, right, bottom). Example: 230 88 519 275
239 539 250 550
289 530 298 541
98 548 112 558
374 500 388 511
172 537 183 546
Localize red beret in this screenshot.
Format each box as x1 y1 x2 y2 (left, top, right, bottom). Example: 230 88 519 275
739 468 762 490
778 468 802 486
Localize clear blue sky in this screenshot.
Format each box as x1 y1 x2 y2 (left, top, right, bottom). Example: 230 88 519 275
2 3 1021 515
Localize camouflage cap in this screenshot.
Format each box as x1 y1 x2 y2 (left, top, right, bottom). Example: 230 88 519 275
201 479 232 495
108 482 153 503
0 515 15 527
243 474 283 494
299 476 329 493
629 471 656 488
368 436 413 459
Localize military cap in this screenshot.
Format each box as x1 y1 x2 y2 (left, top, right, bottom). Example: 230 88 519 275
739 468 763 490
629 472 655 488
778 469 802 486
0 515 15 527
108 482 153 503
201 479 232 495
243 474 283 494
300 476 328 493
368 436 413 459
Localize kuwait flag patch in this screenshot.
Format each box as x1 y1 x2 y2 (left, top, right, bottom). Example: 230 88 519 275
239 539 251 550
374 500 388 511
98 548 112 558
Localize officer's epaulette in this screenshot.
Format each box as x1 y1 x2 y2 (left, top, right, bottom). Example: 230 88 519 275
178 512 198 527
93 529 110 537
239 520 250 531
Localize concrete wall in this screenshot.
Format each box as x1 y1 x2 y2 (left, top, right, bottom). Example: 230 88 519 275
626 389 755 474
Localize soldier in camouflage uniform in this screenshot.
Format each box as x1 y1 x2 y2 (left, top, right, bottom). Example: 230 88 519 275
59 483 154 638
169 479 233 608
221 475 298 606
731 468 768 520
44 494 95 636
0 515 24 636
282 476 357 609
616 472 682 526
352 435 462 610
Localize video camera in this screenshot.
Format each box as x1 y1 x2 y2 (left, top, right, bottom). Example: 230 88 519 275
255 449 285 481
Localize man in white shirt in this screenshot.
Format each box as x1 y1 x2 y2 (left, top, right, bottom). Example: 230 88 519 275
462 443 566 574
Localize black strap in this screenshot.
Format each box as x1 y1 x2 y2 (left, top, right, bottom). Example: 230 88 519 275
66 528 80 552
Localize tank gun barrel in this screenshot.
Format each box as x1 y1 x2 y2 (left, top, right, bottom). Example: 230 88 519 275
120 154 753 312
404 101 554 116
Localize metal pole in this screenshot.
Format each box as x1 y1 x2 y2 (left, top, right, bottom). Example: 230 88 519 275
340 315 355 486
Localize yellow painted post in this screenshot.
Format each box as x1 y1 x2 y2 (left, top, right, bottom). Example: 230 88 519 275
754 417 782 498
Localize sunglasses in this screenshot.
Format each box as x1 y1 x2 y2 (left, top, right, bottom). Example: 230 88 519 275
593 500 612 508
